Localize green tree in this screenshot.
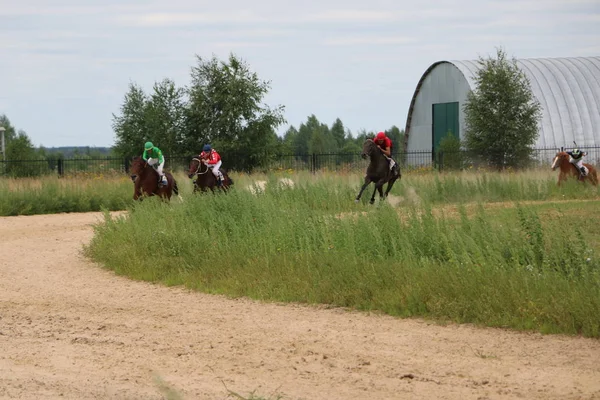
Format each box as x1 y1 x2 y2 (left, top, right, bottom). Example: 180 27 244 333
185 53 286 170
0 115 17 145
282 125 298 154
294 119 312 155
463 47 542 169
438 131 464 170
385 125 405 155
112 82 150 158
330 118 346 149
145 78 187 158
5 130 43 177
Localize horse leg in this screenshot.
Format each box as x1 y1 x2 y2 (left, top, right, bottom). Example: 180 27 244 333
355 177 372 203
376 182 386 201
384 177 398 197
370 183 383 204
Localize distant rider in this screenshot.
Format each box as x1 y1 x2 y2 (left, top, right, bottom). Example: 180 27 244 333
200 144 225 186
566 148 588 177
374 131 396 171
142 141 168 186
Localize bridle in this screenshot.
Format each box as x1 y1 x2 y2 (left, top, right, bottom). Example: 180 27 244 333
363 139 378 157
190 157 210 176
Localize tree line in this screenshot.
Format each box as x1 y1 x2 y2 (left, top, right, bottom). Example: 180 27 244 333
110 53 404 170
1 46 542 175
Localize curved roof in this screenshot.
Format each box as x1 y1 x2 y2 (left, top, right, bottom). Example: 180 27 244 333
406 56 600 149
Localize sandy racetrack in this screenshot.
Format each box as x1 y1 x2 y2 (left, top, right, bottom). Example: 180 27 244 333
1 212 599 400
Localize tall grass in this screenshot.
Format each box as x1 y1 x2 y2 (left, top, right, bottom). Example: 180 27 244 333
85 172 600 338
0 172 195 216
1 168 597 216
394 168 599 204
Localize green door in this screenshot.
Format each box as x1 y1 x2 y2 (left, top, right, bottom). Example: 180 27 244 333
432 102 459 152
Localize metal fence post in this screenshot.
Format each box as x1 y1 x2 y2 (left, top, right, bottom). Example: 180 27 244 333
57 158 64 176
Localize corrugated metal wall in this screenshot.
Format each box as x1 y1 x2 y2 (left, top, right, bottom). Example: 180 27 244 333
405 63 471 154
406 56 600 163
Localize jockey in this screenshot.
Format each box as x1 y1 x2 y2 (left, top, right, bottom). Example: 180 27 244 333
142 141 167 186
374 131 396 171
200 144 225 186
567 148 588 177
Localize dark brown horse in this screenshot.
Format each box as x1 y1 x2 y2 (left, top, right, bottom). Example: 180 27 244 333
355 139 401 204
130 156 180 201
551 151 598 186
187 156 234 194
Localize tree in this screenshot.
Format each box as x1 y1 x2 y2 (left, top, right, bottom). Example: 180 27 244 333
0 114 17 144
385 125 404 155
282 125 298 154
145 78 187 157
330 118 346 149
5 130 42 177
438 131 464 170
463 47 542 169
185 53 286 170
112 82 150 158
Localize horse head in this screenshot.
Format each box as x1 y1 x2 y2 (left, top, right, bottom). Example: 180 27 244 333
551 151 569 171
187 156 208 179
130 156 147 180
362 139 376 159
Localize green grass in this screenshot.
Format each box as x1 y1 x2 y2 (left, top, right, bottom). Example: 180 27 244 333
0 172 197 216
85 170 600 338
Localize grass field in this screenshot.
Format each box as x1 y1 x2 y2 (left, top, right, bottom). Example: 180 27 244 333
80 169 600 338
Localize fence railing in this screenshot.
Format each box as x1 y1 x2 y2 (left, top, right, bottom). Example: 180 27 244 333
1 147 599 177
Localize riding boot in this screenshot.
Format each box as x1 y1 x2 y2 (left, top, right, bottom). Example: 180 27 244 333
580 166 587 176
160 175 168 186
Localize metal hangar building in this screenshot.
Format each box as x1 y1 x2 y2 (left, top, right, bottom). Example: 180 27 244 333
403 56 600 162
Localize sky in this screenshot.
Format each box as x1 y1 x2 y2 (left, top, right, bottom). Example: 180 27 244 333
1 0 599 148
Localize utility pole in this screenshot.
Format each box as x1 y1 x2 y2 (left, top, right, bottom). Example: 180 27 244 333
0 126 5 161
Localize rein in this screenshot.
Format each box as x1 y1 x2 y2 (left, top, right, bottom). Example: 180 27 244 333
191 157 210 176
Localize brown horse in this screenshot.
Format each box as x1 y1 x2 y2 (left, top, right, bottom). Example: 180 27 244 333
551 151 598 186
130 156 180 201
355 139 401 204
187 156 234 194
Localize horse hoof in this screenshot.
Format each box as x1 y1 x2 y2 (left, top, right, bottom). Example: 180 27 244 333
355 199 360 203
369 200 375 205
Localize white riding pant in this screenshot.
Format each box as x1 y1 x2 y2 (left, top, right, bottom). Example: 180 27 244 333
147 158 165 176
569 157 585 173
209 161 223 179
385 155 396 170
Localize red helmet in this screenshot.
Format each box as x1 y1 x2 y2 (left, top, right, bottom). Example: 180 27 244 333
375 132 386 141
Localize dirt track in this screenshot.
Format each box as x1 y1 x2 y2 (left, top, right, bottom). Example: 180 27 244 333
1 212 599 400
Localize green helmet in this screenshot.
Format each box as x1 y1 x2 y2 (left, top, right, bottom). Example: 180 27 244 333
144 141 154 150
573 148 580 155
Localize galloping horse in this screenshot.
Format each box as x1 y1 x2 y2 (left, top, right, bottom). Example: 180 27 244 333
551 151 598 186
130 156 180 201
187 156 234 194
355 139 402 204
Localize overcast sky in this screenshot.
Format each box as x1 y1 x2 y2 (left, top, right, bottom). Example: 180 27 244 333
1 0 599 147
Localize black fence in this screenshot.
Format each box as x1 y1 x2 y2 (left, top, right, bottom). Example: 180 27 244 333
1 146 599 177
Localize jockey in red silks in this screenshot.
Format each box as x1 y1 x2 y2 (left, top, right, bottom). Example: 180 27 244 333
374 131 396 170
200 144 225 185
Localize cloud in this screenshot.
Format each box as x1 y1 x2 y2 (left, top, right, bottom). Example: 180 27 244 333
211 41 271 49
0 3 140 16
323 36 416 46
114 11 263 27
308 9 404 22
